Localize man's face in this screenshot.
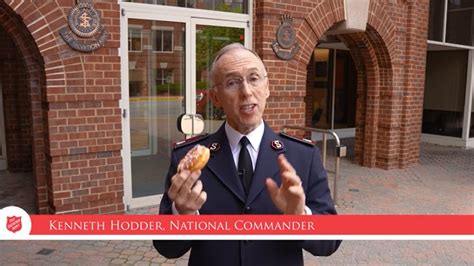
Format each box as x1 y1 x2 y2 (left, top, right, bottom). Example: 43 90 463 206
210 49 269 134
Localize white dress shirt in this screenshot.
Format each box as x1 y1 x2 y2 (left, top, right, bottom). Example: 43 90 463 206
224 120 264 171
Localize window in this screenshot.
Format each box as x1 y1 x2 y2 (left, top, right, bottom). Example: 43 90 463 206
176 0 193 7
446 0 474 46
422 50 468 137
204 0 246 12
153 30 173 52
128 28 142 52
428 0 474 47
155 69 179 96
428 0 445 41
123 0 248 14
145 0 166 4
156 69 173 85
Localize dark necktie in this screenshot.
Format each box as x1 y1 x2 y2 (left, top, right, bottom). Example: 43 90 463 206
238 136 253 194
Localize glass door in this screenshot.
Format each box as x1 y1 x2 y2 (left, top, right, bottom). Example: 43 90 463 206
0 82 6 170
128 18 186 199
121 6 249 209
308 47 357 140
122 11 192 208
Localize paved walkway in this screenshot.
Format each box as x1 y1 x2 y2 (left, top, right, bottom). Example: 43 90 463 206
0 171 36 214
0 142 473 265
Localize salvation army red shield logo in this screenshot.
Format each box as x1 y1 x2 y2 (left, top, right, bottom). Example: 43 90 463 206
0 206 31 237
6 216 22 233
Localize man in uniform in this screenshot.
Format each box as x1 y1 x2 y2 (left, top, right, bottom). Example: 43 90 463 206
153 43 341 265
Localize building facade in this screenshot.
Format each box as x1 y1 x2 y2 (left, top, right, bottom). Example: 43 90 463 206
0 0 472 214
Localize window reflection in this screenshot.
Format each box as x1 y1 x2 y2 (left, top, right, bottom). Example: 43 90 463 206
446 0 474 46
428 0 445 42
195 25 244 133
128 19 185 197
422 50 468 138
307 48 357 130
128 28 142 52
152 29 173 52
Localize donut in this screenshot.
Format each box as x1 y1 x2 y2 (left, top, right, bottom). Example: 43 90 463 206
177 144 210 172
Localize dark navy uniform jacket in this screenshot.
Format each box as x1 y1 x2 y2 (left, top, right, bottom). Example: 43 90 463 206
153 122 341 266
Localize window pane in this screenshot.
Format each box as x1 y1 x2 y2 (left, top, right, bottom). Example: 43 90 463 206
144 0 165 4
164 70 173 83
195 25 244 133
307 48 332 129
428 0 445 41
446 0 474 46
204 0 247 12
128 19 185 197
333 50 357 129
176 0 188 7
128 28 142 51
448 0 474 9
423 50 468 137
123 0 248 14
156 69 163 85
163 31 173 52
154 30 163 51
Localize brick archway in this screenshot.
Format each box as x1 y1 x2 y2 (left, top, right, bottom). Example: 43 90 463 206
338 27 396 169
299 1 403 169
2 1 123 214
255 0 428 169
0 1 51 213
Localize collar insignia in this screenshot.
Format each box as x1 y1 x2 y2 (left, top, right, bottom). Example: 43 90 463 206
209 143 221 153
271 140 284 150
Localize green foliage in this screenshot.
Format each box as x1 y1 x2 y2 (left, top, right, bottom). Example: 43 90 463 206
152 81 209 95
195 4 244 78
215 3 242 14
153 83 183 96
196 81 208 89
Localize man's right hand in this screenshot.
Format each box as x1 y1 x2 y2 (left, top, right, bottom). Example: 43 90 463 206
167 170 207 215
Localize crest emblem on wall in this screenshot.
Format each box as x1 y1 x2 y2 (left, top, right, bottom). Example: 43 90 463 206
6 216 22 233
272 15 300 60
59 0 108 52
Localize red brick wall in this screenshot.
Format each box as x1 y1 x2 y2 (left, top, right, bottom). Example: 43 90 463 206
2 0 123 214
254 0 429 169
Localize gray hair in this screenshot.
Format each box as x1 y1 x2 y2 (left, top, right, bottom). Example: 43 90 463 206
209 43 266 90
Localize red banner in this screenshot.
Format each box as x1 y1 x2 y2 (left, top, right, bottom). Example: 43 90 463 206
28 215 474 235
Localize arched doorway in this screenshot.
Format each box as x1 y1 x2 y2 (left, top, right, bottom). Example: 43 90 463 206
0 2 47 213
298 1 403 169
305 25 396 168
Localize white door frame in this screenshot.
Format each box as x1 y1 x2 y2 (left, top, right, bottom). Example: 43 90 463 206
120 3 251 210
0 82 7 170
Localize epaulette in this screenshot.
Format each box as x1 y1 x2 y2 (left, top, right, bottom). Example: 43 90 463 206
279 132 315 146
173 134 209 149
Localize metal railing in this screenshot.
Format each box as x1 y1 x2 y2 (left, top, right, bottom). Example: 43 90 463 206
282 125 347 206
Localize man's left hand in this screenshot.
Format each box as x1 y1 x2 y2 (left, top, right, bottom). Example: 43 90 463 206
265 154 306 215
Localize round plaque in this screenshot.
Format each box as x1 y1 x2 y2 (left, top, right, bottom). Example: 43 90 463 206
276 24 296 50
68 3 101 38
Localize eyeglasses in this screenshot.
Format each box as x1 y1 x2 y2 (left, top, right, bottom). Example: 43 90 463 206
214 73 267 91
